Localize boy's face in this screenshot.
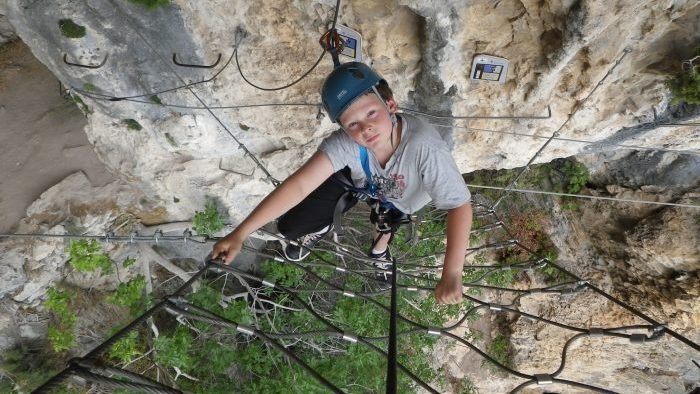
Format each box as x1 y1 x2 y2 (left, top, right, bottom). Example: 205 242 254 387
338 93 398 150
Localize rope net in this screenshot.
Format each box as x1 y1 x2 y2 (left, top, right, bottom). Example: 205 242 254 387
29 195 698 394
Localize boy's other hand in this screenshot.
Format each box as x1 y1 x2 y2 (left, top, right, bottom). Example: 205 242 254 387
212 233 244 265
435 273 463 304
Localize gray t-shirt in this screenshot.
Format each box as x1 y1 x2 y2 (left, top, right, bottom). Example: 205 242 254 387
319 113 470 213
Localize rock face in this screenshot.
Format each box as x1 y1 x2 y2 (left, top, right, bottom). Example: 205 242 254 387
3 0 700 392
6 0 700 225
0 0 18 44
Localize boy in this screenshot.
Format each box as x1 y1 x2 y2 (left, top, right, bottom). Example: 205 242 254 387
212 62 472 304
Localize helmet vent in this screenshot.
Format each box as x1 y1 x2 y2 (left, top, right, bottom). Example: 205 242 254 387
351 70 365 80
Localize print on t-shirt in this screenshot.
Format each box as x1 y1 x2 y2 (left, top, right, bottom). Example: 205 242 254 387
370 173 406 200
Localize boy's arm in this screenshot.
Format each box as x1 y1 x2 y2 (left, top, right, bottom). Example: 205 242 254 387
213 151 335 264
435 202 473 304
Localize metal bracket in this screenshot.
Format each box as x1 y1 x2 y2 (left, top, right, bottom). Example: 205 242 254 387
172 53 222 69
63 53 108 69
630 334 647 343
534 374 553 384
588 328 604 337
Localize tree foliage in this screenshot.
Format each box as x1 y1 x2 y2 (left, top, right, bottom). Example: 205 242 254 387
67 239 113 274
667 47 700 105
58 19 85 38
193 201 225 237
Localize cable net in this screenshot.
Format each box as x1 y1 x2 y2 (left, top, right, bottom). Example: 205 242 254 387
31 194 698 394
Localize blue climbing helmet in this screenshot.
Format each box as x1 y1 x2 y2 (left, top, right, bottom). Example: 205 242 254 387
321 62 384 123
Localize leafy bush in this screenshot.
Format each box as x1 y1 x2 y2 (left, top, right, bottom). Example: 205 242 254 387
154 326 195 370
122 119 142 131
83 82 96 92
47 326 75 352
123 256 137 268
500 208 558 263
67 239 113 274
485 334 511 372
561 160 589 193
193 201 225 237
58 19 86 38
0 345 60 393
667 47 700 105
44 288 77 352
109 331 141 364
126 0 170 10
71 94 91 114
109 275 147 315
485 268 515 287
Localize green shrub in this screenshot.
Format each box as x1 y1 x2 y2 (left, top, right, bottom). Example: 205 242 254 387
561 160 589 193
485 268 514 287
44 288 74 322
164 132 177 147
149 95 163 105
123 256 137 268
58 19 86 39
122 119 142 131
47 326 75 352
126 0 170 10
67 239 113 274
44 288 77 352
71 94 91 114
667 47 700 105
154 326 195 371
486 334 511 370
0 345 60 393
193 201 225 237
109 331 141 364
83 83 96 92
109 275 147 315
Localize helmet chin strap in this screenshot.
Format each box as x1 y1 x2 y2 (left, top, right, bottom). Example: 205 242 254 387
371 86 398 149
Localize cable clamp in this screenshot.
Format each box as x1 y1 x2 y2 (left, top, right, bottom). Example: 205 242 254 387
588 328 604 337
630 334 646 343
168 296 188 308
652 325 667 335
316 106 325 120
183 229 192 243
534 374 553 385
236 325 255 336
154 230 163 244
427 327 442 336
489 304 502 311
342 290 356 298
104 231 114 243
335 266 347 273
571 281 589 292
261 279 275 288
533 258 548 269
342 332 358 343
129 231 138 243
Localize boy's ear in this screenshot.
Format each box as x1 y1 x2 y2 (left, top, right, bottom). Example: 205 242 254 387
386 97 398 113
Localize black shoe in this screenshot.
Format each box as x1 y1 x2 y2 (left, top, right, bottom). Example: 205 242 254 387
283 225 332 261
369 249 392 282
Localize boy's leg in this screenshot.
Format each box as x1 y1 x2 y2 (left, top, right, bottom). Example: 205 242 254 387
278 166 356 240
368 203 411 281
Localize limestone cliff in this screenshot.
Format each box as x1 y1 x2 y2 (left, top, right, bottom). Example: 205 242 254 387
2 0 700 392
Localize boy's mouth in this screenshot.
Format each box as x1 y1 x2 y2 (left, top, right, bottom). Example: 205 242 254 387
366 134 379 144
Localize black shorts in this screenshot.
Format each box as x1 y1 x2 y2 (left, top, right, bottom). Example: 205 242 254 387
277 167 357 240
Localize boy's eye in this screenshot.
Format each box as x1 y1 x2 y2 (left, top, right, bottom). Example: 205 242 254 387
367 110 376 118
